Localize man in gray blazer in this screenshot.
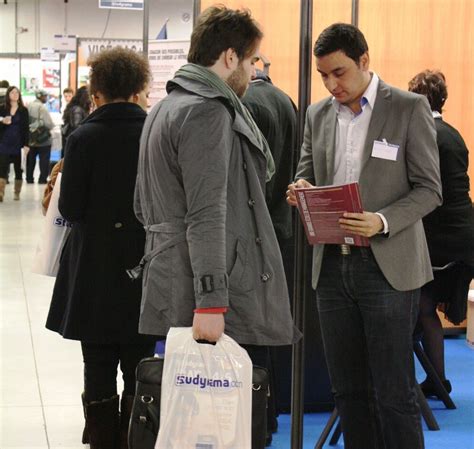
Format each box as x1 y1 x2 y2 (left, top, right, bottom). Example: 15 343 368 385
287 24 442 449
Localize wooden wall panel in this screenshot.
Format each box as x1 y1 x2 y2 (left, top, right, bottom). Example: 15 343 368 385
311 0 352 102
199 1 474 198
359 0 474 197
200 0 300 100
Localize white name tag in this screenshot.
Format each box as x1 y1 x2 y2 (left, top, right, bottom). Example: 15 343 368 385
371 139 399 161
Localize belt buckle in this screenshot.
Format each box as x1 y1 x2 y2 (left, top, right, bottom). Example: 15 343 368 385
340 244 351 255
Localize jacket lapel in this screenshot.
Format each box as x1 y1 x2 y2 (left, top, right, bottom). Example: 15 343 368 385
324 102 337 184
360 80 391 171
232 113 264 153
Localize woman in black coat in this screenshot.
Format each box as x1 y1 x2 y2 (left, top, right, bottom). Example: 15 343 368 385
45 48 154 449
409 70 474 397
0 86 29 201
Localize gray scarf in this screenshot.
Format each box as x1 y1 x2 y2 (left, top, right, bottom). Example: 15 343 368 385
175 63 275 182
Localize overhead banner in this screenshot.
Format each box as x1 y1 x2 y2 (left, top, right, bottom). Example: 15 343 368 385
148 39 190 107
76 38 142 87
98 0 143 10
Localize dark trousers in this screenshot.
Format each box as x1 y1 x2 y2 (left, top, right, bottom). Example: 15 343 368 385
316 245 423 449
0 154 22 179
81 341 155 402
26 145 51 183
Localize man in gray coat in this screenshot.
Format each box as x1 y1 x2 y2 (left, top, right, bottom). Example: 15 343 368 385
287 24 442 449
134 6 299 353
26 89 54 184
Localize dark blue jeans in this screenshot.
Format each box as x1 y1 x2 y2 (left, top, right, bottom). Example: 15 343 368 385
316 245 424 449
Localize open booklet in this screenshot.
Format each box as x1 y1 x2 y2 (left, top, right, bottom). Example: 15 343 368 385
295 182 370 247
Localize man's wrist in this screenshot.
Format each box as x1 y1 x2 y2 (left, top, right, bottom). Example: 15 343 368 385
193 307 228 314
375 212 389 234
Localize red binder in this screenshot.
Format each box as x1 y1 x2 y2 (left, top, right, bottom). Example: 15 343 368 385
295 182 370 247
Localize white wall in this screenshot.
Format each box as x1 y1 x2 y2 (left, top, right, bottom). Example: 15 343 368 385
0 0 194 54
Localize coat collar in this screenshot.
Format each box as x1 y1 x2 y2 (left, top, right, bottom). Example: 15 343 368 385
168 76 264 154
84 102 146 124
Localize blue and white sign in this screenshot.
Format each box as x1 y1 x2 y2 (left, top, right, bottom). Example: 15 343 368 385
98 0 143 10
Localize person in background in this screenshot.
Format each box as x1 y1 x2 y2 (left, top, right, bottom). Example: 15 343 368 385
0 86 29 201
287 23 441 449
45 47 154 449
0 80 10 105
61 86 91 157
63 87 74 106
26 89 54 184
242 69 297 445
408 70 474 397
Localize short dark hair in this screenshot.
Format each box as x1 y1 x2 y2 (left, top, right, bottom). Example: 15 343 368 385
0 80 9 88
63 87 74 95
314 23 368 64
63 86 91 121
408 70 447 113
188 5 263 67
87 47 151 101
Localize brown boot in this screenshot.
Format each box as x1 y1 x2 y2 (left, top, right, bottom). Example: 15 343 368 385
0 178 6 202
86 395 120 449
14 179 22 200
119 394 135 449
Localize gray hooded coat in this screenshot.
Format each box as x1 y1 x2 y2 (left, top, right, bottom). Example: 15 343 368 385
134 76 300 346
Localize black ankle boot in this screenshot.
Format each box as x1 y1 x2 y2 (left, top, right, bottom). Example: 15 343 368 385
86 395 120 449
119 394 135 449
420 379 452 399
81 392 89 444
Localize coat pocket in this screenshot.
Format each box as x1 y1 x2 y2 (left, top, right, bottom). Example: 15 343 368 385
229 239 254 293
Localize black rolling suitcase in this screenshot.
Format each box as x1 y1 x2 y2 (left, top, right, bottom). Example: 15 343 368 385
128 356 269 449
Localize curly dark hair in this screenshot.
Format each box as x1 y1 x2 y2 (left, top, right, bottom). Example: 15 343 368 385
62 86 91 122
188 5 263 67
408 70 447 113
87 47 151 101
314 23 369 64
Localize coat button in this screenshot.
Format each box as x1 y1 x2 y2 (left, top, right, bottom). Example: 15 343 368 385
260 272 271 282
255 237 262 245
248 199 255 208
114 222 123 229
243 161 247 171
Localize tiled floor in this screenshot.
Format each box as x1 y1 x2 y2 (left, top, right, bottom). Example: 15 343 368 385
2 180 473 449
1 181 90 449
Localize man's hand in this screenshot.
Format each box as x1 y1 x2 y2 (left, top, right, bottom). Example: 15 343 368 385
339 212 383 238
286 179 314 206
192 313 225 343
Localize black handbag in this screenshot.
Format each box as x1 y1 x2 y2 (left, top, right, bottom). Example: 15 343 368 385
129 356 269 449
29 107 51 146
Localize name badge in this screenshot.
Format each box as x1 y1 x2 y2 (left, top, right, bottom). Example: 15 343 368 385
371 139 399 161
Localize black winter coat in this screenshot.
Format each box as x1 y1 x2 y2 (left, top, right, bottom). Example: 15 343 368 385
0 105 29 150
423 118 474 267
46 102 152 344
242 78 297 240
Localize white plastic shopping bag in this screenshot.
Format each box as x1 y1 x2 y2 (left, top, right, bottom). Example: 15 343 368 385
155 327 253 449
31 173 72 276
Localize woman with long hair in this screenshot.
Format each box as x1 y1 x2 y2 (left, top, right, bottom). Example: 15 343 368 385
0 86 29 201
61 85 91 156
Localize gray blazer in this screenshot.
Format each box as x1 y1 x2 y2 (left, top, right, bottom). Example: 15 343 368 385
295 79 442 291
134 77 300 346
